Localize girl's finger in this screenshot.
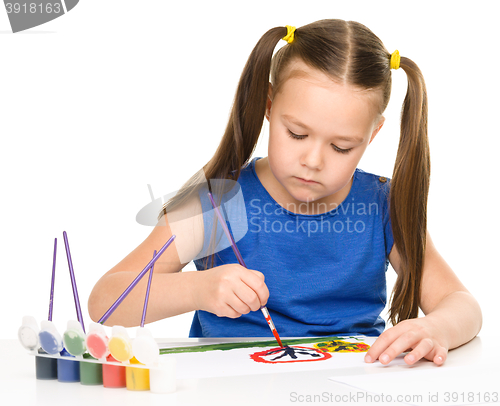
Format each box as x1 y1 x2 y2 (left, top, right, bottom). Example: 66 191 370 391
364 328 400 363
376 330 422 365
233 283 261 312
403 338 434 365
214 302 242 319
226 295 252 317
431 346 448 366
240 270 269 306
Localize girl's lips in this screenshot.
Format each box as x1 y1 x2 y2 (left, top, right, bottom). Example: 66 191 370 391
295 176 319 184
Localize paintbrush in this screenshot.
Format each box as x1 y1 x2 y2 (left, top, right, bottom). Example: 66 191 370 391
140 250 155 328
49 237 57 321
98 235 176 324
131 250 160 365
207 192 284 348
63 231 85 333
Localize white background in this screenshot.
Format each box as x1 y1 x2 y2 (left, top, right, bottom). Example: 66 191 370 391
1 1 498 340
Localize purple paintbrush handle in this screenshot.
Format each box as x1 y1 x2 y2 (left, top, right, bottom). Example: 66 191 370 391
207 192 247 268
140 250 156 328
48 238 57 322
98 235 176 324
63 231 85 333
207 192 282 343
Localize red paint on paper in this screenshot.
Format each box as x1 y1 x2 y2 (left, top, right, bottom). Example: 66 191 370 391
250 346 332 364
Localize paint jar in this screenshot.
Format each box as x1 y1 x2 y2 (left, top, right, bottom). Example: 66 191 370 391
62 320 86 356
102 354 126 388
18 316 39 351
79 353 103 385
126 357 149 391
57 348 80 382
35 348 57 380
86 322 109 360
149 357 176 394
132 327 159 365
39 320 63 355
108 326 133 363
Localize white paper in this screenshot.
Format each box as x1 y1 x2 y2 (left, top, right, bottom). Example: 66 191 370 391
159 335 378 380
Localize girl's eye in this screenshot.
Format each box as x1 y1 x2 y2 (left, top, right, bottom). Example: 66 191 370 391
287 130 353 154
332 145 353 154
287 130 306 140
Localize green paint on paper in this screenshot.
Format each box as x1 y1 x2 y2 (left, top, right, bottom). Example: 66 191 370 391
159 336 363 355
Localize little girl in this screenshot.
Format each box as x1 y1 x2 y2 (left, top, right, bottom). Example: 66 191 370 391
88 20 482 366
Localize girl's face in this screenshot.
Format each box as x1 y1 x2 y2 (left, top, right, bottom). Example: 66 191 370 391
265 60 385 208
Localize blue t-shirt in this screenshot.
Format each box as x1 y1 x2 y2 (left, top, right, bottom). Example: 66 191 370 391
190 157 394 337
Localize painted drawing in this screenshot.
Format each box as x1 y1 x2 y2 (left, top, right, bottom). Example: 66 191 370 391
248 338 369 364
313 339 370 353
159 335 376 379
159 335 368 355
250 345 332 364
22 335 377 383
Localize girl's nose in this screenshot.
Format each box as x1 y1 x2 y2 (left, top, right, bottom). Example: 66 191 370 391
300 143 324 170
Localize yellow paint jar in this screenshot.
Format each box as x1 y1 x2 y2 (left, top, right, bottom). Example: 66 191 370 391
126 357 150 391
108 326 133 362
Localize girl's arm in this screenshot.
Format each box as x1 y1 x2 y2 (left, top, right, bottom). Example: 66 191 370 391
365 230 482 366
88 195 268 327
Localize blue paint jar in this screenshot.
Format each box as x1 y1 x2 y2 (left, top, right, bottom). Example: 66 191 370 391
57 348 80 382
39 321 63 355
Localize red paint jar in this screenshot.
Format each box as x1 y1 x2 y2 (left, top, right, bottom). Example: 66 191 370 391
102 354 126 388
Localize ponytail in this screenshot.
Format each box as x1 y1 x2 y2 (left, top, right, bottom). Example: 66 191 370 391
159 27 289 269
204 26 285 182
388 57 430 325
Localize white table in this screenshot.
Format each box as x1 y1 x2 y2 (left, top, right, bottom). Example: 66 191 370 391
1 335 498 406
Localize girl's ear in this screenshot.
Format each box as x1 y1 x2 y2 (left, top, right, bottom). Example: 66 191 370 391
265 83 273 121
369 116 385 145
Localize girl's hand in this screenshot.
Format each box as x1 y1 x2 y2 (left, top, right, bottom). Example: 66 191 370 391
364 317 449 366
193 264 269 318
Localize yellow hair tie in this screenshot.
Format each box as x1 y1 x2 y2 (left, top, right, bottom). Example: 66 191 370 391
282 25 296 44
390 50 400 70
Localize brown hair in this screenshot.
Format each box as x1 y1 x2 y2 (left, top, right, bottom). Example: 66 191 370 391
160 19 430 326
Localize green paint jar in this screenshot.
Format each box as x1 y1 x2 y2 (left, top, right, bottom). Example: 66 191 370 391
79 353 103 385
62 321 86 356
